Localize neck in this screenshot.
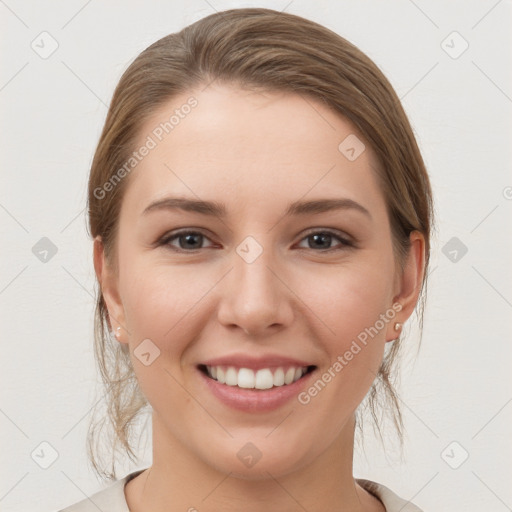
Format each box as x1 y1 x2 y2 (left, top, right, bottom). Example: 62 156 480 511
125 412 382 512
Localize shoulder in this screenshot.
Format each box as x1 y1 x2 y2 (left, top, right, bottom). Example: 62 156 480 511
356 478 424 512
57 469 146 512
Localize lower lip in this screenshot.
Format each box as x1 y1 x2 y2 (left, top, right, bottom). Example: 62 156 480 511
198 368 316 412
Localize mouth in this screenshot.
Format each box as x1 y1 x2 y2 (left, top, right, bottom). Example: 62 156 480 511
197 364 317 390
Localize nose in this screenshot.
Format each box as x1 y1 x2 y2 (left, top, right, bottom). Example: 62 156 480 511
217 240 293 337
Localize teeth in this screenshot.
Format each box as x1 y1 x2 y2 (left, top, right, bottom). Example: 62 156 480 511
238 368 255 388
205 365 309 389
273 367 285 386
225 367 238 386
284 367 295 385
255 369 273 390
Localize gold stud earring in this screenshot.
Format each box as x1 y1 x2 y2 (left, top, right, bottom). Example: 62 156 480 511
394 322 402 332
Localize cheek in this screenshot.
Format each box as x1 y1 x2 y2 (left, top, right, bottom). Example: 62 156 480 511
118 261 201 410
301 257 394 343
120 257 213 359
121 247 395 350
295 259 394 403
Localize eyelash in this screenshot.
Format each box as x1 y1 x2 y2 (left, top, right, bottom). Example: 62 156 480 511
157 228 355 253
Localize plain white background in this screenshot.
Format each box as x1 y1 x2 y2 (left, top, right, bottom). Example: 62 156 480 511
1 1 511 511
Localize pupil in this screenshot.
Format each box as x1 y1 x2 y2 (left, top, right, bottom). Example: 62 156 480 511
182 234 201 249
311 233 330 249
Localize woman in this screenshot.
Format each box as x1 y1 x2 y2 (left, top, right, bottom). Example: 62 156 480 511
60 7 433 512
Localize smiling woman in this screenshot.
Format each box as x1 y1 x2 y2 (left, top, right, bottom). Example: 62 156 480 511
59 7 433 512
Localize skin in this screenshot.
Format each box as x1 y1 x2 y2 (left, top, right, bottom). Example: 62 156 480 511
94 82 425 512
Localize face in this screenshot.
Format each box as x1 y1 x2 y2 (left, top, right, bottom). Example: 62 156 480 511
97 83 423 479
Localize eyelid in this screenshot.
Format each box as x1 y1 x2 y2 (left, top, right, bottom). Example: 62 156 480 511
299 227 354 244
157 228 215 250
157 226 356 253
294 228 355 252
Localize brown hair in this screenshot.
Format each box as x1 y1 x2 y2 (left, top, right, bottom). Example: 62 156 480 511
86 7 434 480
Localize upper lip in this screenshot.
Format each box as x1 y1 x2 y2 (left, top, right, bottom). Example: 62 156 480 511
199 354 315 370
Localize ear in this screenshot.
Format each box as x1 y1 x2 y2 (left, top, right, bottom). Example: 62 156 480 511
386 231 426 342
93 236 128 344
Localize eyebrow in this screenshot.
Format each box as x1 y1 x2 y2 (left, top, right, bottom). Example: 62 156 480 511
142 196 371 219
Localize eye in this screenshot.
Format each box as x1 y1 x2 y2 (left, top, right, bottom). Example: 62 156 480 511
157 228 354 253
296 230 354 252
158 230 215 252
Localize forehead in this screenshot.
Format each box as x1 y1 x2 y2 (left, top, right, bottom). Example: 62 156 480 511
120 83 386 219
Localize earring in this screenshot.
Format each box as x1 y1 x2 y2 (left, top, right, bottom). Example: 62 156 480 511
115 326 121 339
394 322 403 332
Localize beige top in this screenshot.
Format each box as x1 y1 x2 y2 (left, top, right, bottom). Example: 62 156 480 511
58 468 423 511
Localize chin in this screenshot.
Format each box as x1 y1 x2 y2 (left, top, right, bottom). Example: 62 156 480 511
199 441 314 481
